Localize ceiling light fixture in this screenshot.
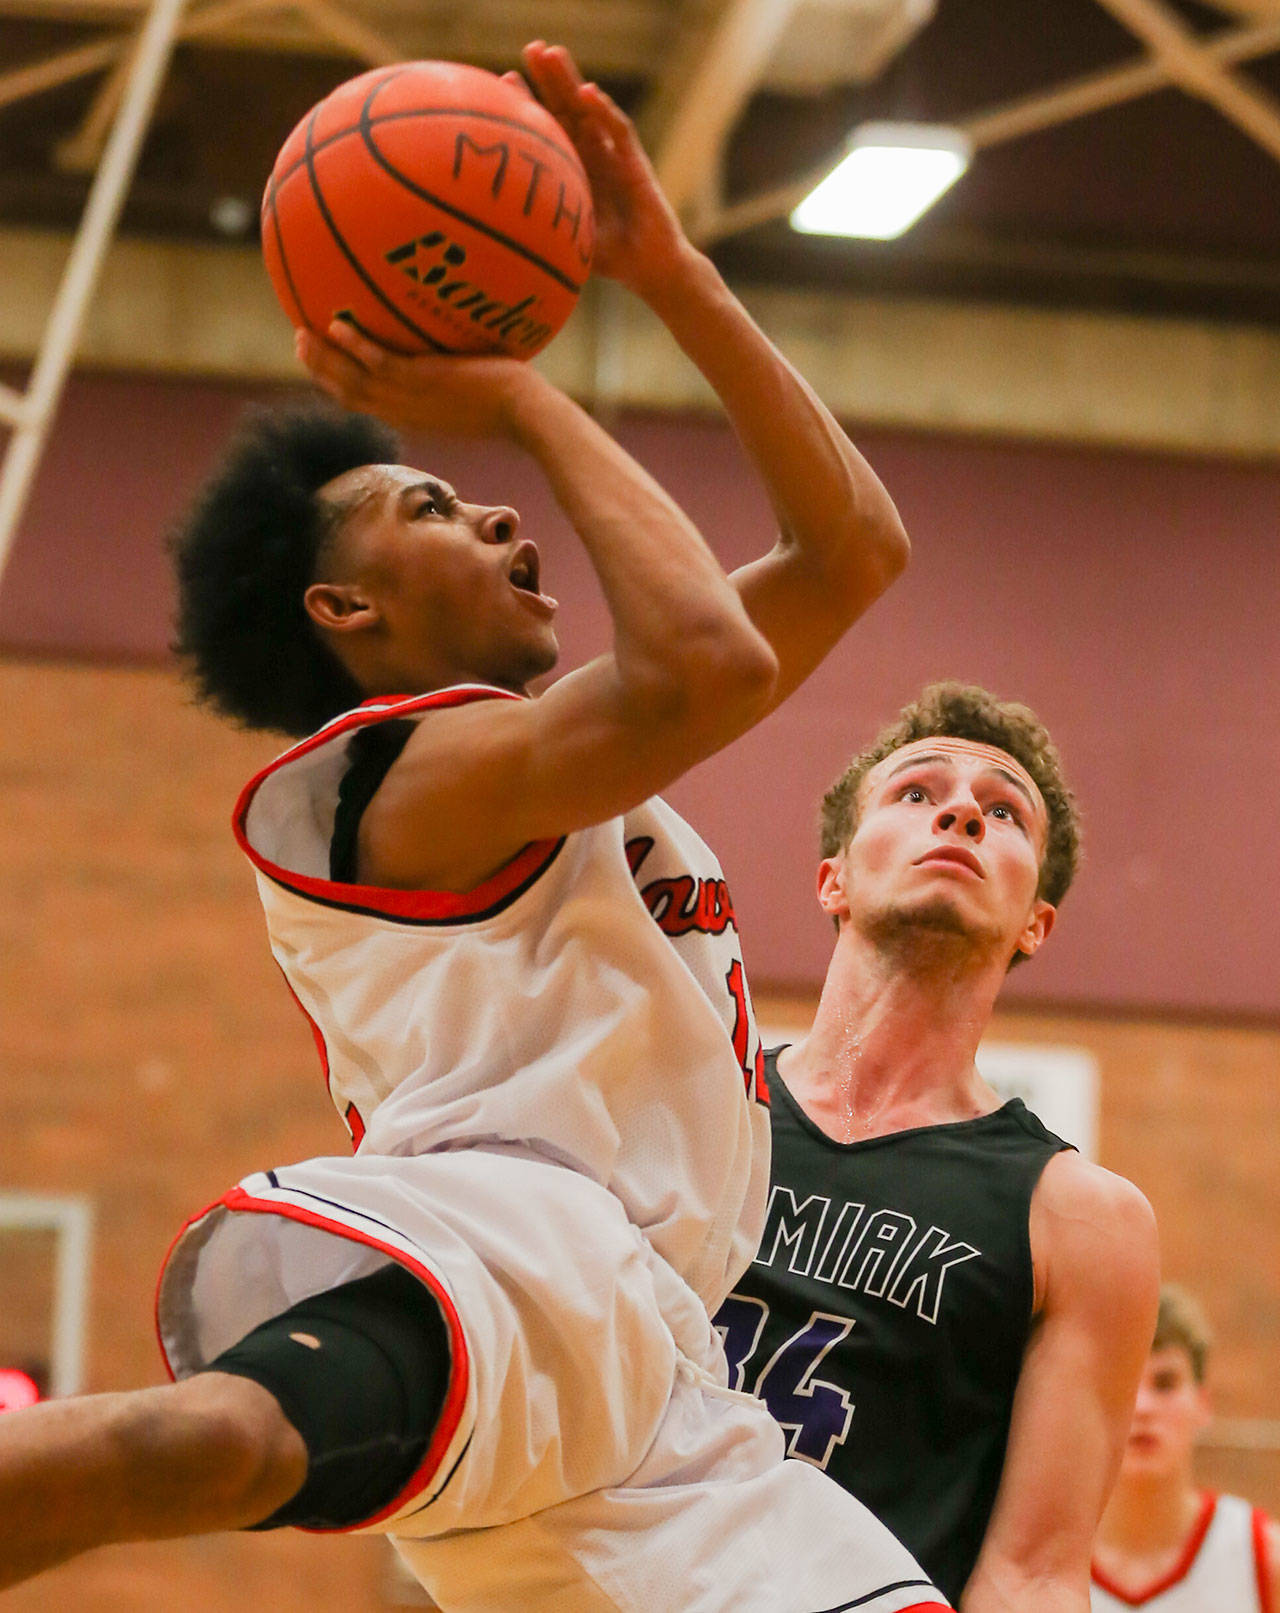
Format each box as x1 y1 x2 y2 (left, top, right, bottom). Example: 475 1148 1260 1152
790 122 972 241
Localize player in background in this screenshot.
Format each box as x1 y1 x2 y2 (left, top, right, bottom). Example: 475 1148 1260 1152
716 683 1161 1613
0 43 952 1613
1092 1285 1280 1612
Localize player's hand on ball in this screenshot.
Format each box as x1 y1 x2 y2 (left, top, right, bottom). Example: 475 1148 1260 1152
516 41 690 299
297 320 545 437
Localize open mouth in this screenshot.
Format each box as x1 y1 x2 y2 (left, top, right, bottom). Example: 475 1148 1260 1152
508 540 541 594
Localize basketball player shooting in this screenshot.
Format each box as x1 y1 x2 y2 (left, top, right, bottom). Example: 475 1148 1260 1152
0 42 952 1613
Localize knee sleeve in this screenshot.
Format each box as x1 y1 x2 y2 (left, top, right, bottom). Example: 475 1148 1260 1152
204 1261 451 1531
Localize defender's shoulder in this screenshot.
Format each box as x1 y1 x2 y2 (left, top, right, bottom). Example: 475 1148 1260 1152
1031 1152 1158 1320
1036 1149 1154 1226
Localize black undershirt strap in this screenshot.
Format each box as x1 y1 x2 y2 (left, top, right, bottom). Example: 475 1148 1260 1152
329 719 416 884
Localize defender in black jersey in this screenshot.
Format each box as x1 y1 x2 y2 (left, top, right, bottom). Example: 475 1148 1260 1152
718 685 1160 1613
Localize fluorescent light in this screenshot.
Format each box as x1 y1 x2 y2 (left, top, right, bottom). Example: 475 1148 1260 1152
790 122 971 241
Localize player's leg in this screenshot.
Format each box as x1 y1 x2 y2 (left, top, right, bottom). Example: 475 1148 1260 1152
0 1262 452 1590
0 1369 305 1589
399 1365 952 1613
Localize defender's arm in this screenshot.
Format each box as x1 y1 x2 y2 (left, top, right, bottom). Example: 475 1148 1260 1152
960 1153 1160 1613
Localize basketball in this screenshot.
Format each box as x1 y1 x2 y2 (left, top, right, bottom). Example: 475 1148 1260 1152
261 61 594 359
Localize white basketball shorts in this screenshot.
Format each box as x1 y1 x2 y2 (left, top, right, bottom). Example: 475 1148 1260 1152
157 1147 950 1612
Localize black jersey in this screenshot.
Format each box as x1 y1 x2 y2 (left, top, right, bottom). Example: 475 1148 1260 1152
715 1047 1072 1604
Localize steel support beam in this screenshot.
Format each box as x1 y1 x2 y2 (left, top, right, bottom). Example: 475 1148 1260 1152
0 0 188 587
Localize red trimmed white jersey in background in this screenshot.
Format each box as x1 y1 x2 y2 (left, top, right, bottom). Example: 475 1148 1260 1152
155 689 947 1611
1092 1493 1275 1612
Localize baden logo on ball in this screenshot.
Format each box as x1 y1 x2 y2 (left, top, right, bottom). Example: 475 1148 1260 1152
383 230 555 354
262 60 595 358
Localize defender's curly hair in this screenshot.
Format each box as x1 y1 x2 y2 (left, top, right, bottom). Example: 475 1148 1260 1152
171 406 400 736
821 683 1080 954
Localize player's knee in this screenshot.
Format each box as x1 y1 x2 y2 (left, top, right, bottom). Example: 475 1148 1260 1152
141 1373 307 1526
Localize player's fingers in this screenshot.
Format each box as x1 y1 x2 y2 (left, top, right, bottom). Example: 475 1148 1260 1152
521 41 582 121
296 324 360 380
519 41 556 106
295 329 375 406
500 69 534 101
582 81 633 137
544 43 586 91
326 317 394 376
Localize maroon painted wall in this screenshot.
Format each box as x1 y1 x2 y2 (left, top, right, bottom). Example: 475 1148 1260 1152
2 370 1276 1015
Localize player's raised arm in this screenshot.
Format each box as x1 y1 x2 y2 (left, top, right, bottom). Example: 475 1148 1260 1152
296 327 777 891
520 41 910 710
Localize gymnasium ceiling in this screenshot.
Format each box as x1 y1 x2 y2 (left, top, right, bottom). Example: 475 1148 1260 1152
3 0 1280 325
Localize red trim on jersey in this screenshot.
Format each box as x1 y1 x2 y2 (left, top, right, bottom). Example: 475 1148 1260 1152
897 1603 951 1611
154 1185 471 1532
1255 1506 1275 1613
344 1103 367 1149
232 687 563 923
753 1043 770 1107
277 964 332 1096
1091 1490 1218 1605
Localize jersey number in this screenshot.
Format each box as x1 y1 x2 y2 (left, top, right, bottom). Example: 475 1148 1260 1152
717 1295 855 1469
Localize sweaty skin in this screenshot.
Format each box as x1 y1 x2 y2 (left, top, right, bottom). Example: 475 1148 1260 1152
0 40 914 1595
778 735 1160 1613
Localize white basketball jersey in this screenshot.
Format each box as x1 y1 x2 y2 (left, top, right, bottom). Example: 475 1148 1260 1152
232 686 771 1313
1092 1493 1272 1612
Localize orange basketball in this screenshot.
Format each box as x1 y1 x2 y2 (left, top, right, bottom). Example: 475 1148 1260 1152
262 61 594 359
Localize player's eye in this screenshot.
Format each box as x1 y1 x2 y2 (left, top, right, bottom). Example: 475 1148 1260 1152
900 786 928 803
414 484 455 518
990 801 1025 827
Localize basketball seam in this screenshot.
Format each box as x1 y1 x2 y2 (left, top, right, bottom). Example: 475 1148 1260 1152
300 98 459 355
264 184 307 332
356 105 587 297
340 310 418 356
267 105 586 201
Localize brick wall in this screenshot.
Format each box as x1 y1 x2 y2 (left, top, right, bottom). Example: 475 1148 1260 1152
1 658 1276 1609
0 658 395 1610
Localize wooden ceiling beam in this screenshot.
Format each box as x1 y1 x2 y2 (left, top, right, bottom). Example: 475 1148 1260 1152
965 16 1280 148
693 11 1280 244
1200 1 1280 17
0 0 284 113
642 0 804 221
285 0 398 65
1093 0 1280 165
51 0 383 175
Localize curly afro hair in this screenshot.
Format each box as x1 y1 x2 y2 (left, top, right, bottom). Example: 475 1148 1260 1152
171 406 400 736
